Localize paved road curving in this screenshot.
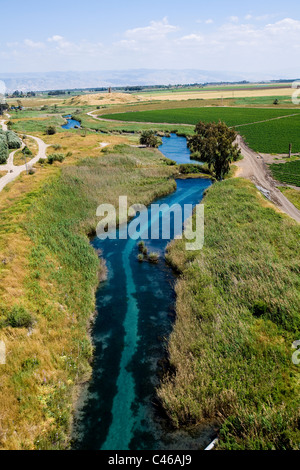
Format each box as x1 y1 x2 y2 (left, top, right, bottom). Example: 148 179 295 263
0 116 50 192
235 135 300 223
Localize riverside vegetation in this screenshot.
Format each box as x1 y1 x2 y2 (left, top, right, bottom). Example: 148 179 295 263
0 144 176 449
160 178 300 450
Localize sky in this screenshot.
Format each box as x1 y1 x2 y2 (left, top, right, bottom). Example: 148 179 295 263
1 0 300 78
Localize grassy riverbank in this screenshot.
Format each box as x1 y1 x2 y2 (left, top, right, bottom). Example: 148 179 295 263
159 178 300 450
0 145 176 450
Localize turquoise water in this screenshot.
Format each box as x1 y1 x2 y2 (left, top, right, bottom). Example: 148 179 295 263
62 114 81 129
73 136 212 450
159 133 203 165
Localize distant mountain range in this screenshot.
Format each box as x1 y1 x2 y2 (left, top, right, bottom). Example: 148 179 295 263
0 69 296 93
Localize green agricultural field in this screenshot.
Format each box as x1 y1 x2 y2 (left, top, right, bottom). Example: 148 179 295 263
102 108 300 154
101 107 300 127
269 160 300 187
239 115 300 154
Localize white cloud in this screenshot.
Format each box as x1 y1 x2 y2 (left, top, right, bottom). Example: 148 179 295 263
47 35 103 56
48 35 64 42
179 34 204 43
229 16 239 23
265 18 300 34
48 35 72 49
124 17 179 41
24 39 45 49
205 19 214 24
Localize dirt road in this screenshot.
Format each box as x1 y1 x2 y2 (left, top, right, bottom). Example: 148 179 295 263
0 131 50 192
235 135 300 223
86 110 194 127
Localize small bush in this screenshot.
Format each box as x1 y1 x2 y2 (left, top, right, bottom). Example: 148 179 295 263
148 252 159 264
52 144 62 150
138 241 145 253
6 306 35 328
137 254 144 263
0 134 8 164
163 157 177 166
252 300 268 318
140 130 160 148
22 146 32 156
47 153 65 165
6 130 21 149
46 125 56 135
179 164 204 174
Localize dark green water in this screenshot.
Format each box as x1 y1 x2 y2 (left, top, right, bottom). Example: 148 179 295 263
73 136 212 450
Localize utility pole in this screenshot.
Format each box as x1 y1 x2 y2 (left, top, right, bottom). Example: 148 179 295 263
24 153 28 174
22 145 28 175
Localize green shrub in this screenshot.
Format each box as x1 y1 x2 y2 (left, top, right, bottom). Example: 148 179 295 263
252 300 268 318
6 130 21 149
179 163 204 174
46 125 56 135
138 241 145 253
6 306 35 328
163 157 177 166
47 153 65 165
148 252 159 264
0 133 8 164
22 146 32 156
140 130 160 148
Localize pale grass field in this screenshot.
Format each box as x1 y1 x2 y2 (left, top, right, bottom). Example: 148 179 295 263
42 131 131 161
7 98 62 108
65 92 148 106
142 87 294 102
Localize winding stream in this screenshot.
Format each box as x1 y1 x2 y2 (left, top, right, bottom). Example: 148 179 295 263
62 115 81 129
159 134 203 165
73 135 212 450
